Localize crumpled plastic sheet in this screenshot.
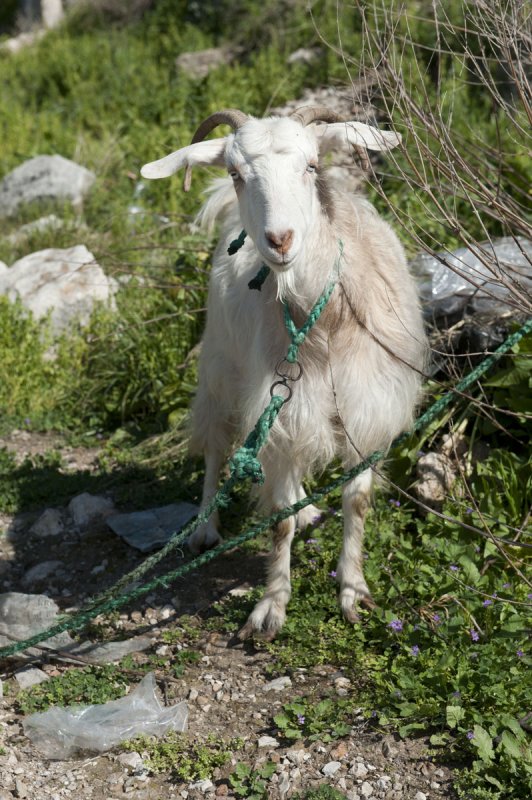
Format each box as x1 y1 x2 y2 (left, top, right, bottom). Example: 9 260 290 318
23 672 188 759
411 236 532 318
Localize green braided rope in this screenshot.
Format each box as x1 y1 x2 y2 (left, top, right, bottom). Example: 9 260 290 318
227 229 247 255
0 310 529 658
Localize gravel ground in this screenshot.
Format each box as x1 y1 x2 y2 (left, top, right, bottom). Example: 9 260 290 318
0 431 458 800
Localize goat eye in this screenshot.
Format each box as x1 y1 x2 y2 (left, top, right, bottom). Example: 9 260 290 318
306 163 317 174
229 170 240 181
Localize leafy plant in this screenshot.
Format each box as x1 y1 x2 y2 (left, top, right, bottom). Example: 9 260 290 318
229 761 277 800
274 697 351 742
17 664 130 714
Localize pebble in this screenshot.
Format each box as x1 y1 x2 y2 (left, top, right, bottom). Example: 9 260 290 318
351 762 368 779
189 779 214 793
431 781 441 789
14 667 49 689
360 781 374 798
322 760 342 776
258 736 280 749
188 688 199 701
414 793 427 800
262 676 292 692
330 741 349 760
117 752 143 771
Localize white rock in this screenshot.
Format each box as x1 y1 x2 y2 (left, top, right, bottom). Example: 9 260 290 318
257 736 280 749
188 688 199 701
0 155 95 217
360 782 374 798
14 666 49 689
376 776 392 790
22 560 64 588
416 451 455 507
322 761 342 776
0 246 117 332
287 47 321 65
29 508 64 538
117 752 143 770
414 793 427 800
176 47 233 79
0 592 74 657
351 763 368 779
68 493 115 527
0 261 8 274
278 771 290 796
188 779 213 793
262 676 292 692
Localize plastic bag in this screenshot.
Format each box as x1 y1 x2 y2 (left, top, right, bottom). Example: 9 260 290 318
23 672 188 759
411 237 532 318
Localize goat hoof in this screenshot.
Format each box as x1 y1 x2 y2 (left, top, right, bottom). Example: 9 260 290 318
237 622 255 641
343 607 361 624
187 524 222 555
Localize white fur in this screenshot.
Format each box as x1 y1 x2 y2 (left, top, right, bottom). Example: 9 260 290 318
142 114 427 637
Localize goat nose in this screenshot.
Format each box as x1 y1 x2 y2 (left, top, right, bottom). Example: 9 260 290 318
265 229 294 255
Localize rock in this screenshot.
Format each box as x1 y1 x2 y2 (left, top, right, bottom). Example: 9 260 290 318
70 634 154 664
322 761 342 776
189 779 214 793
68 493 115 527
376 776 392 790
330 741 349 760
117 752 143 771
360 782 374 798
106 502 199 552
262 676 292 692
257 736 280 749
0 246 117 333
21 560 64 589
0 155 95 217
287 47 322 65
29 508 64 538
14 778 28 798
0 261 8 274
278 771 290 796
176 47 234 79
0 592 74 658
381 740 398 759
14 666 49 689
351 763 368 779
415 452 456 507
7 214 64 243
414 793 427 800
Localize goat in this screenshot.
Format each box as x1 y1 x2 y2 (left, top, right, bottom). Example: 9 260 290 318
141 106 428 639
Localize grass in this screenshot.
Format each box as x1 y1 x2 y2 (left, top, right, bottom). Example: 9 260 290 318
0 2 530 798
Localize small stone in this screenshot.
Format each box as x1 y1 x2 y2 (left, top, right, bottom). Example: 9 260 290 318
21 560 64 588
376 776 392 790
330 741 349 760
430 782 441 790
68 493 115 527
278 771 290 796
414 793 427 800
262 676 292 692
360 782 374 798
14 666 49 689
117 752 143 771
382 740 398 759
322 761 342 776
215 784 229 797
14 779 28 798
351 763 368 779
188 688 199 701
29 508 64 538
189 779 214 793
258 736 280 749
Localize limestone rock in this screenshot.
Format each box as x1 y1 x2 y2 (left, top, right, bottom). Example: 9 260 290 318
0 592 74 658
68 492 115 527
0 245 117 332
0 155 95 217
415 451 455 508
29 508 64 538
14 666 49 690
176 47 234 79
21 560 65 589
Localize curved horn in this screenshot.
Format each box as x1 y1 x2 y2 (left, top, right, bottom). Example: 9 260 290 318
290 105 344 126
184 109 248 191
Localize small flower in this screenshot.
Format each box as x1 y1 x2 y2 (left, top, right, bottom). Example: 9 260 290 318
432 613 441 624
466 731 474 740
371 710 377 718
516 649 524 658
466 507 473 514
452 691 461 698
527 593 532 600
24 417 31 426
297 714 305 725
329 570 337 578
469 629 479 642
411 645 420 656
306 538 318 545
483 599 492 607
502 583 511 589
388 619 403 632
450 565 459 572
417 450 425 457
474 545 481 553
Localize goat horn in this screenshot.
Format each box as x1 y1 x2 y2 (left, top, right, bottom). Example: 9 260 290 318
290 106 344 126
183 109 249 192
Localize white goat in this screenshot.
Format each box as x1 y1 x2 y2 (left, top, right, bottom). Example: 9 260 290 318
142 106 427 639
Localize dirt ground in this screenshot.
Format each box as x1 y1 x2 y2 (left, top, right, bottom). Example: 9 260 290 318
0 431 458 800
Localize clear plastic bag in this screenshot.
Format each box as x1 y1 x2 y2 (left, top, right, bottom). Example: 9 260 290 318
23 672 187 759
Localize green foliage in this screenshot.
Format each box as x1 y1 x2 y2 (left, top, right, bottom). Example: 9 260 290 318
274 697 352 742
17 664 130 714
229 761 277 800
293 787 349 800
124 732 242 782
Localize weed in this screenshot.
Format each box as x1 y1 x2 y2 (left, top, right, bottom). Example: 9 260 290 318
274 697 351 742
123 732 243 782
17 664 129 714
229 761 277 800
293 787 348 800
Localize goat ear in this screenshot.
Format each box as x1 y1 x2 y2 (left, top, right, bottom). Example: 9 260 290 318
317 121 401 153
141 138 228 179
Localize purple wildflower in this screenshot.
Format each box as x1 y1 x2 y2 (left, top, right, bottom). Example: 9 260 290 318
388 619 403 633
306 538 318 545
466 507 473 514
516 650 524 658
466 731 474 740
297 714 305 725
452 691 461 698
470 629 479 642
411 645 420 656
24 417 31 426
474 545 481 553
450 565 459 572
432 613 441 624
527 593 532 600
417 450 425 457
502 583 511 589
483 599 492 607
329 570 337 578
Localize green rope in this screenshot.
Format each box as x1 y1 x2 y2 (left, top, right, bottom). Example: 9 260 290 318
248 264 271 291
1 306 529 658
227 229 247 255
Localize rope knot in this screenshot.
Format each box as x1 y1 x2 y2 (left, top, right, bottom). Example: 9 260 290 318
229 448 265 484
